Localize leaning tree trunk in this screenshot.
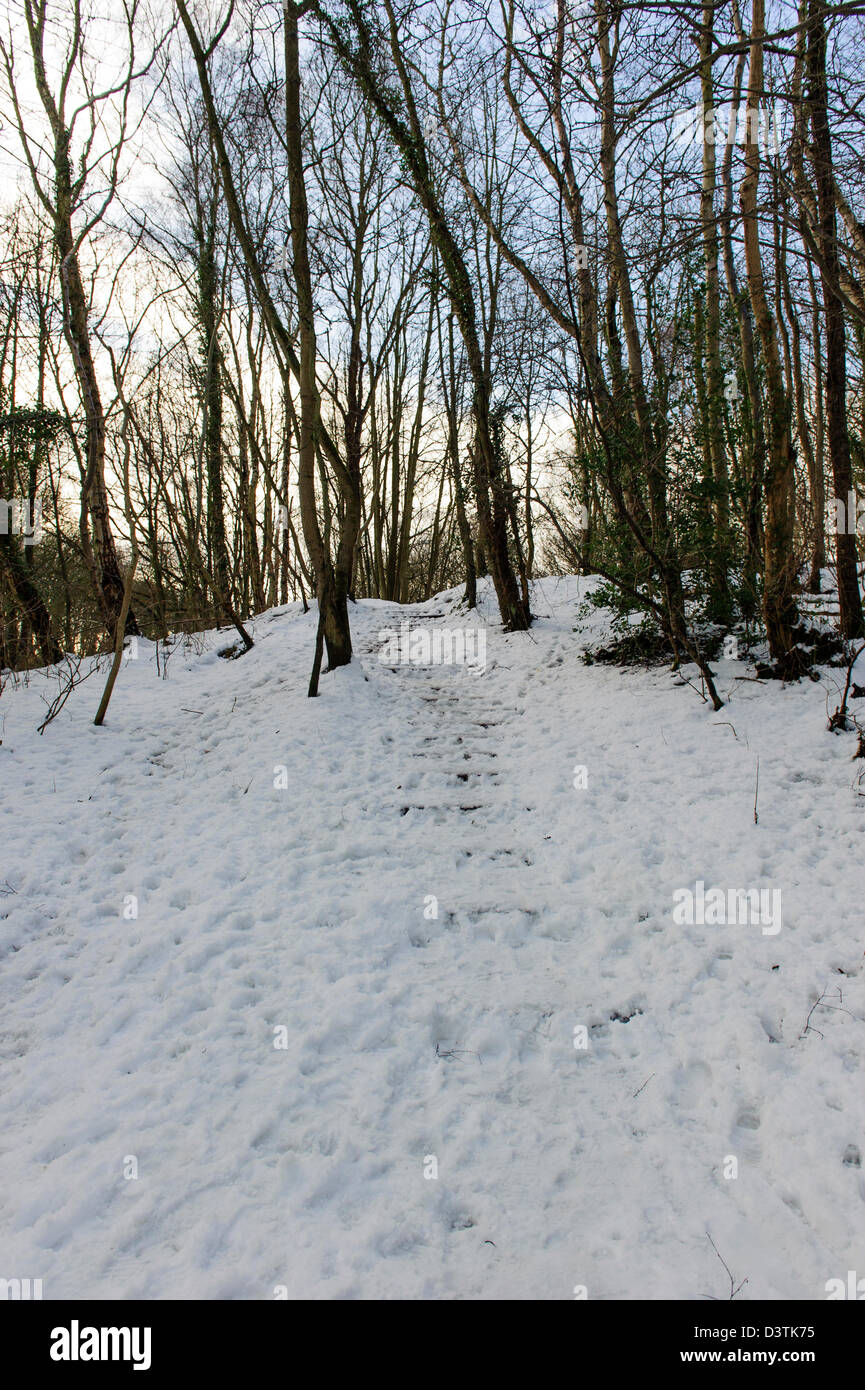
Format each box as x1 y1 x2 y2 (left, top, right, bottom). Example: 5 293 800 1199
24 1 138 645
57 237 138 644
317 0 530 631
177 0 359 679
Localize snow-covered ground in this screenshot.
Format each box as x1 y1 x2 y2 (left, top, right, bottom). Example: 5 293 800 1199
1 576 863 1299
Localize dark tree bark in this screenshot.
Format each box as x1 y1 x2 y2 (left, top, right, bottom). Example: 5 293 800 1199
284 0 359 671
806 0 863 636
0 533 62 666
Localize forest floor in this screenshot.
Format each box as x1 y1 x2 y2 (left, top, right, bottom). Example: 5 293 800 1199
1 575 864 1299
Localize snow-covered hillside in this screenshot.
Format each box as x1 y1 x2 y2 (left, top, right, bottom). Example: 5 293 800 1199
1 577 863 1299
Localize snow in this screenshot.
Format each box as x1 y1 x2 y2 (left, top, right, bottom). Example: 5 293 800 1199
1 575 863 1299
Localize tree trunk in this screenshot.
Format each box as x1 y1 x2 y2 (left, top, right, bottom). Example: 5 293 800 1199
318 0 530 631
285 2 357 670
700 5 732 624
740 0 799 669
0 534 62 666
198 219 252 650
807 0 863 636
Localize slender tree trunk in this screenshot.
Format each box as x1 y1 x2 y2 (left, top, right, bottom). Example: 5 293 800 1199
198 220 252 650
806 257 828 589
285 1 357 670
700 5 732 624
720 37 765 612
740 0 799 669
781 234 823 592
807 0 863 635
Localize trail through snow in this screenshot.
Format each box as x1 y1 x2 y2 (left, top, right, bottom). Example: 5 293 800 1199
1 577 863 1299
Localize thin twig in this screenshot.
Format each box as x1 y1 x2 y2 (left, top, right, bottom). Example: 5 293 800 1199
704 1232 748 1300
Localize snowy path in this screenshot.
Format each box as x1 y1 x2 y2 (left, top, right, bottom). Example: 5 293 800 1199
1 577 864 1298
